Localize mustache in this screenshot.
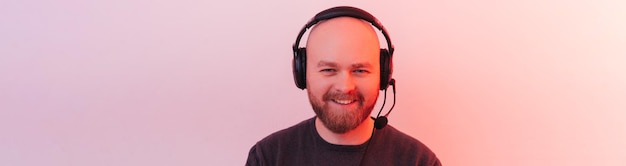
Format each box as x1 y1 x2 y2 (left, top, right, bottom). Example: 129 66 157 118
323 91 364 102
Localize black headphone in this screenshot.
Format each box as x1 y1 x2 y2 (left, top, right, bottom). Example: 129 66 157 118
292 6 395 90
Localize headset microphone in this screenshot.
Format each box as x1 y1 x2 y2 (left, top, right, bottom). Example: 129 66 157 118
374 116 388 130
374 79 396 130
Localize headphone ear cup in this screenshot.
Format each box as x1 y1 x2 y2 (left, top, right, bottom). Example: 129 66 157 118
293 48 308 89
379 49 392 90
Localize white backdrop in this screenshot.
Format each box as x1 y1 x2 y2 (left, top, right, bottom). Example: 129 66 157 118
1 0 625 165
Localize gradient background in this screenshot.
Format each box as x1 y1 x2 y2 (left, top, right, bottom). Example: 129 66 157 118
1 0 625 165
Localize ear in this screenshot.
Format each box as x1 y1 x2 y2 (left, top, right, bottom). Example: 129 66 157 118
379 49 392 90
293 48 308 89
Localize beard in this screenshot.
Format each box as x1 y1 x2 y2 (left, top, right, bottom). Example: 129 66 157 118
308 89 377 134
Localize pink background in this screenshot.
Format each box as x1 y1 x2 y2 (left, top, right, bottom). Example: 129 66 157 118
1 0 625 165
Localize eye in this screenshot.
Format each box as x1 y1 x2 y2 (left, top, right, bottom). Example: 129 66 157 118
320 68 336 73
353 69 370 73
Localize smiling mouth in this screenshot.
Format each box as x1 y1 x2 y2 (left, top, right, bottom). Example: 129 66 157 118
332 99 357 105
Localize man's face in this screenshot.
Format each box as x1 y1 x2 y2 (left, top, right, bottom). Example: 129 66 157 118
305 17 381 134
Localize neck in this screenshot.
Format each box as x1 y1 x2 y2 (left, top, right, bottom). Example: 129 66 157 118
315 117 374 145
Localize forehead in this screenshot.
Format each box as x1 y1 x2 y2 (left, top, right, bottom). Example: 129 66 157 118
305 17 381 65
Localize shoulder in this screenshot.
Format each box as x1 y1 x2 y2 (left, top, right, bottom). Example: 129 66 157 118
246 118 316 166
375 125 441 165
256 118 314 146
250 118 315 155
379 125 425 148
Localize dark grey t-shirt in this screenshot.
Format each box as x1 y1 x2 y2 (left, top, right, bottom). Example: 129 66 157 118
246 117 441 166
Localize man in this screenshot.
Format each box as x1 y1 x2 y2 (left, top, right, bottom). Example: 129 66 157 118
246 6 441 166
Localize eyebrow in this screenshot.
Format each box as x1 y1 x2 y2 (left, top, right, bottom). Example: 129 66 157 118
317 61 338 68
317 61 373 68
351 63 373 69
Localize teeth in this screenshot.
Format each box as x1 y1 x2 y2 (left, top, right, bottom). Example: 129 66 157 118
333 99 354 105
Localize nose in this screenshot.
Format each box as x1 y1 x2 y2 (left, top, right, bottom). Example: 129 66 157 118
334 71 356 93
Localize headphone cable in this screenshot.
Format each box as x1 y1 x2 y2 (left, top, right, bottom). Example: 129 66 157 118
358 87 389 166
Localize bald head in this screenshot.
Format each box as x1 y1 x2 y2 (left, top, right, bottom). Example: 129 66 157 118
306 17 380 56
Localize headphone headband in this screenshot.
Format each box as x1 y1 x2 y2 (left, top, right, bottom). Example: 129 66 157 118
292 6 394 55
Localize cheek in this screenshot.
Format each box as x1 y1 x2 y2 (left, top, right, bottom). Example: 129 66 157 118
306 75 330 95
362 76 381 88
357 78 381 97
